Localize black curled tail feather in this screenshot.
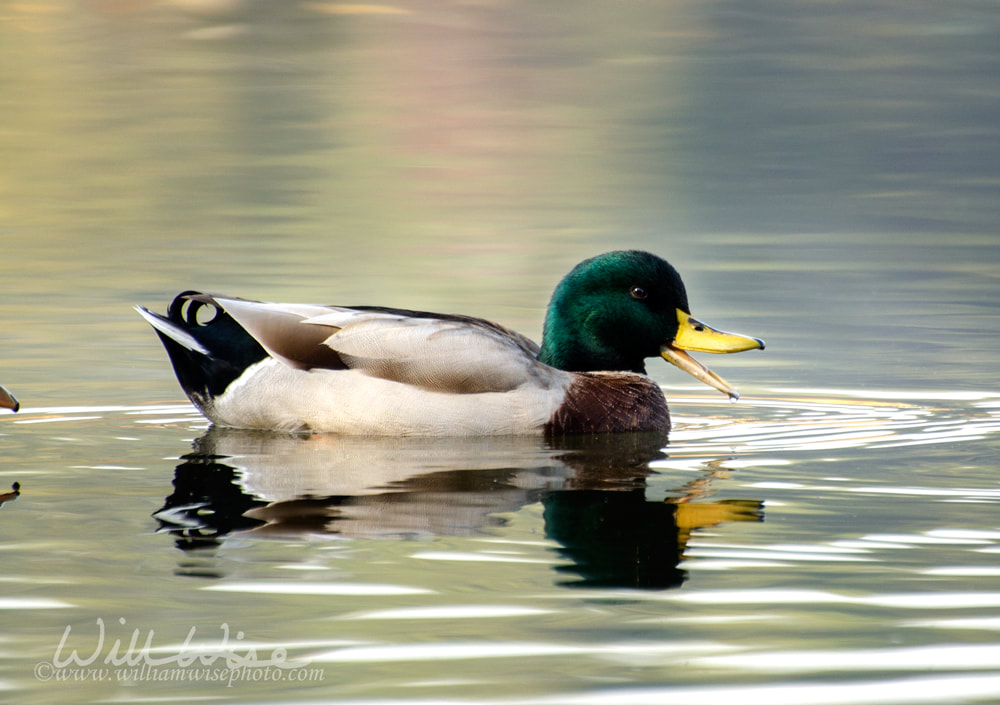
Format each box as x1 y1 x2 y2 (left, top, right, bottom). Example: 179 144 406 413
141 291 269 407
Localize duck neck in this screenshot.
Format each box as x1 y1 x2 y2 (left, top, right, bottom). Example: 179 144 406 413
537 310 647 374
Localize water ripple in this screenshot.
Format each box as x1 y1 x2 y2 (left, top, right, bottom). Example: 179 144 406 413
4 390 998 459
667 390 1000 454
519 674 1000 705
202 581 434 596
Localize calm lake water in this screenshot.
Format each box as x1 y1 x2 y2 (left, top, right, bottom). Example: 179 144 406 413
3 2 1000 704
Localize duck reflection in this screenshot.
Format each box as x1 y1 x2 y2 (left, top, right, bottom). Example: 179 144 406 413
155 428 762 589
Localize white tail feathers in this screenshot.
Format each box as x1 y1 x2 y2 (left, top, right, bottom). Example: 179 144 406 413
134 305 210 355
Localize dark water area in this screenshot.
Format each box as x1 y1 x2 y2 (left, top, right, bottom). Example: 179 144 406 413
1 2 1000 704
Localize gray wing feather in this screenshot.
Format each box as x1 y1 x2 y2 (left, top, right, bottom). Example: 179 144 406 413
218 299 550 394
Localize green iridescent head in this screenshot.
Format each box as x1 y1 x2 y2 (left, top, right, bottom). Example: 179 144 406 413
538 250 764 396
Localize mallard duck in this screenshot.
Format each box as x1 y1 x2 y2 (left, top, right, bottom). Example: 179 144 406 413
136 250 763 435
0 384 17 412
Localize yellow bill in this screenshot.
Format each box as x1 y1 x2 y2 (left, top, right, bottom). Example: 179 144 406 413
660 309 764 400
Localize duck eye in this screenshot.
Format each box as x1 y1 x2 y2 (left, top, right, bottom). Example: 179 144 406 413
629 286 648 300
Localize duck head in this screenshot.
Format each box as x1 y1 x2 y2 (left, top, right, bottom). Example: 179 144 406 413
537 250 764 399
